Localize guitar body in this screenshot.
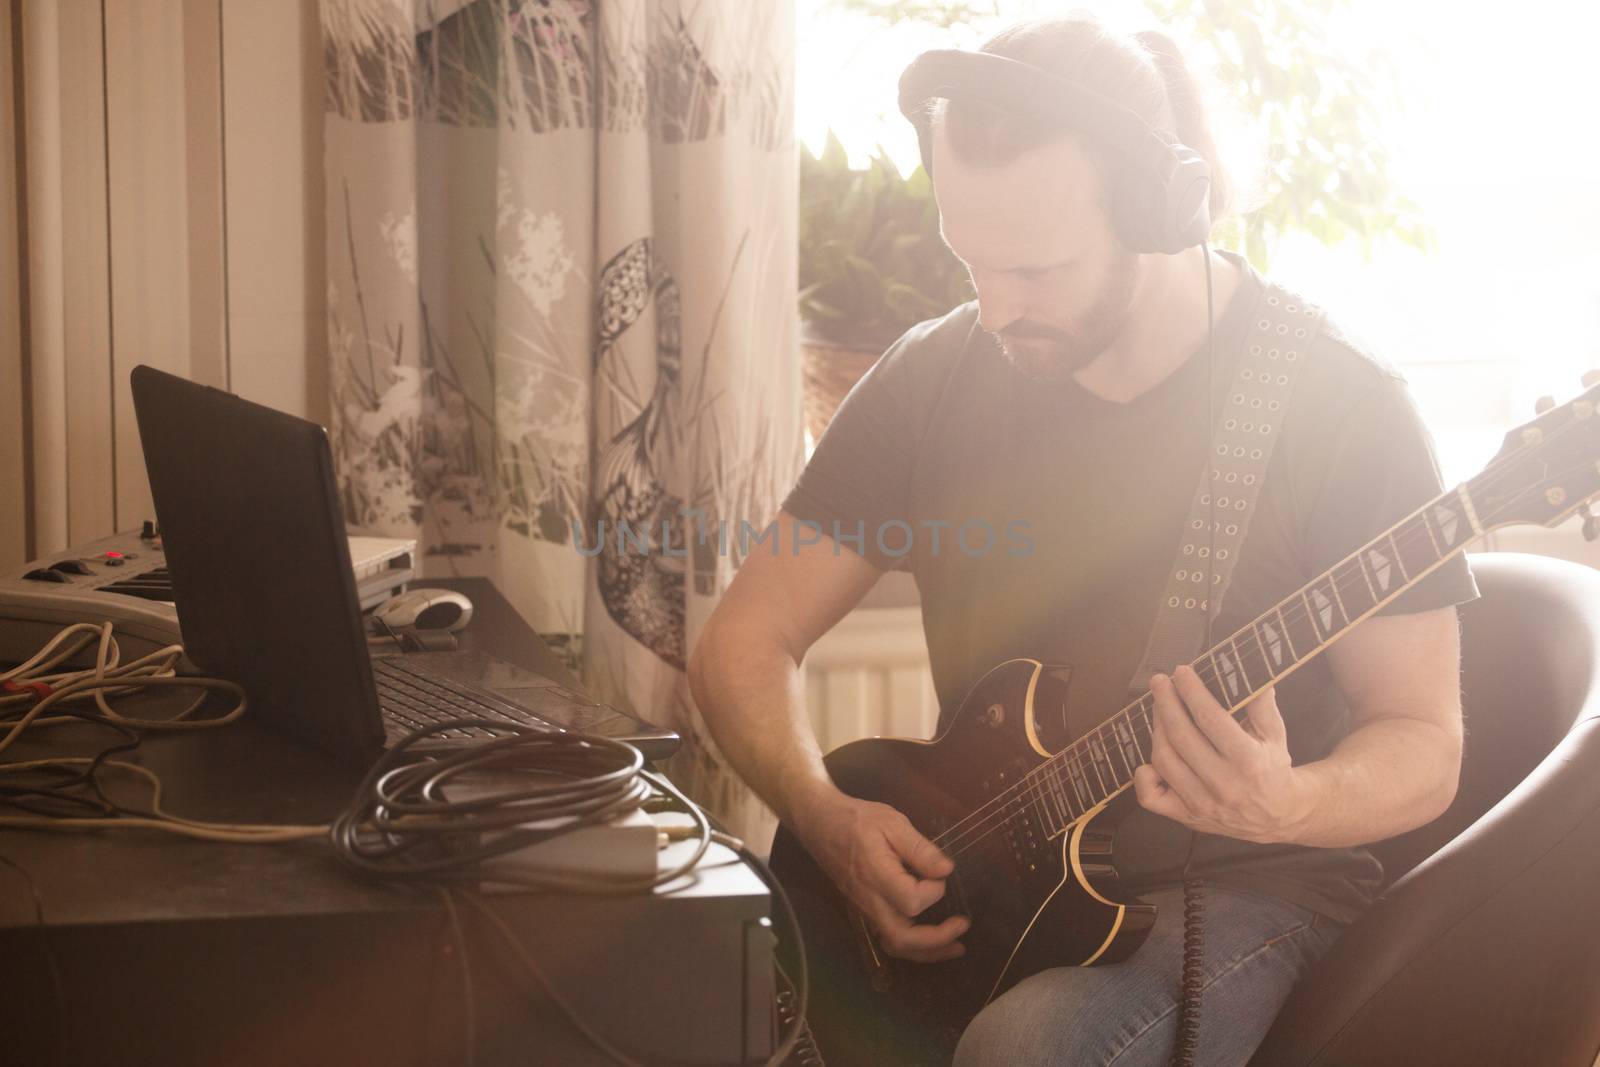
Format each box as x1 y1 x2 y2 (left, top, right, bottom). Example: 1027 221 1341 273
770 659 1157 1065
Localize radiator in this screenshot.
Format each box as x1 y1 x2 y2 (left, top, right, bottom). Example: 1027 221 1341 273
803 606 940 751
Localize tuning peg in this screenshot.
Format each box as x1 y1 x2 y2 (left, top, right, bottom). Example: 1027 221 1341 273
1581 502 1600 542
1583 369 1600 389
1535 395 1556 414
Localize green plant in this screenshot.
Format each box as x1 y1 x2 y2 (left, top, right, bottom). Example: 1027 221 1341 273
799 131 974 348
1152 0 1433 266
823 0 1433 269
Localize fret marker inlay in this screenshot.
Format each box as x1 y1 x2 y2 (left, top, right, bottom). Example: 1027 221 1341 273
1216 651 1242 700
1367 548 1392 591
1433 502 1459 545
1310 586 1335 632
1261 621 1285 666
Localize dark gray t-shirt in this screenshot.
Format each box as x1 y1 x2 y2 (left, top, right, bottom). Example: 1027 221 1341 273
782 256 1479 922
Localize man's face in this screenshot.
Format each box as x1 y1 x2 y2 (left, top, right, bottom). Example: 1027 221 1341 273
932 126 1141 382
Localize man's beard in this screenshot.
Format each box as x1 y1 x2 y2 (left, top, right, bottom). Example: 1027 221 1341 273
992 250 1140 383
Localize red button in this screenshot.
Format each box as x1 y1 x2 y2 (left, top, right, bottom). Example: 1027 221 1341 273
105 551 123 558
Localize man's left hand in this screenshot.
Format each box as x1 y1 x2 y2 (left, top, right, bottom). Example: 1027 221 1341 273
1132 665 1317 845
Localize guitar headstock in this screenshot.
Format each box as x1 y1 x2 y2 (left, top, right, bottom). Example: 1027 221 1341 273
1472 372 1600 532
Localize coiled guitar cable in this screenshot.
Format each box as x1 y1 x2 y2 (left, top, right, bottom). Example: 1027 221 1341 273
1172 840 1206 1067
1169 242 1219 1067
328 719 706 892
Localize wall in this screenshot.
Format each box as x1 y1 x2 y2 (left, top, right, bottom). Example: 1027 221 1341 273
0 0 324 569
0 0 25 570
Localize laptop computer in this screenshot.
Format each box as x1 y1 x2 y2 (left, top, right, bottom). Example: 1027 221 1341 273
129 365 679 765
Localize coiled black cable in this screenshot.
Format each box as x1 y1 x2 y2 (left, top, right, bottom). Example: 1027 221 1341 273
329 719 708 892
1170 874 1205 1067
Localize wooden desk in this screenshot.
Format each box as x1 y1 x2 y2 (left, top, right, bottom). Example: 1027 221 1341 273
0 579 772 1065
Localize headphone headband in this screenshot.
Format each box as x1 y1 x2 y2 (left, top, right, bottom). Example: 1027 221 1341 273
897 47 1212 254
898 49 1172 169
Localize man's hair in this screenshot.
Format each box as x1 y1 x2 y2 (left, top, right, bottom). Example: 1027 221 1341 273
935 15 1232 222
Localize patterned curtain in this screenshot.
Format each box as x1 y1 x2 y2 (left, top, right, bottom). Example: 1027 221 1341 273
320 0 801 845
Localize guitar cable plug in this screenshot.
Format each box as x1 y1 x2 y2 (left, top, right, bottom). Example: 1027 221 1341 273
1578 501 1600 542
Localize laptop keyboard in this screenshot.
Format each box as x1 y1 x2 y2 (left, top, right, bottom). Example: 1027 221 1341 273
371 657 559 741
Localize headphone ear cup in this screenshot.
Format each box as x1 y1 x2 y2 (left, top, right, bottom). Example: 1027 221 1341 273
1109 143 1211 254
1164 146 1212 252
1106 158 1167 254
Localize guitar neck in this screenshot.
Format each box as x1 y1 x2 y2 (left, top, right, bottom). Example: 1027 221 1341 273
1030 480 1488 834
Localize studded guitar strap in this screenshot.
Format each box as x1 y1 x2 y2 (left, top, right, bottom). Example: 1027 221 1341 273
1128 283 1327 691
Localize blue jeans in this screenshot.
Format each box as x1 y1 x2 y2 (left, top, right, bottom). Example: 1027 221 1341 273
953 884 1345 1067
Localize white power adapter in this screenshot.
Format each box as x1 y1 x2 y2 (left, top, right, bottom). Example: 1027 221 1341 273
473 808 662 891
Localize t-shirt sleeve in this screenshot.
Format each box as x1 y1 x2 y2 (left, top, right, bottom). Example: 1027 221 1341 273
1301 374 1480 615
781 338 919 570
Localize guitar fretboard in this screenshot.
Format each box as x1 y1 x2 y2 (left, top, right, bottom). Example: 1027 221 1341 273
1021 482 1485 837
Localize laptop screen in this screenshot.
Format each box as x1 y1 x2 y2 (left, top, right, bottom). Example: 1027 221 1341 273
130 365 387 762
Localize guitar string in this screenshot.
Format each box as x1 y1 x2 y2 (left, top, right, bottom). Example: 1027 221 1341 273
926 412 1585 862
928 511 1452 860
925 428 1566 864
935 510 1464 864
934 473 1542 870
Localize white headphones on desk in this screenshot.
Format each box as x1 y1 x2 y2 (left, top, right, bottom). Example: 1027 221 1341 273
369 588 475 634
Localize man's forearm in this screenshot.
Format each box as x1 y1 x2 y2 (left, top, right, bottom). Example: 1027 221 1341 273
1282 712 1462 849
687 626 839 832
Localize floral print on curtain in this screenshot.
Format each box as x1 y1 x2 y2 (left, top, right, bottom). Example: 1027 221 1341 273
321 0 801 845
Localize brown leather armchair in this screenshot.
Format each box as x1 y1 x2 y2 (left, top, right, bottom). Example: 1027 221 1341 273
1252 552 1600 1066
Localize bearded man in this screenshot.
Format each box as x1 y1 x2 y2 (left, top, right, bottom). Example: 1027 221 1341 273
689 14 1476 1065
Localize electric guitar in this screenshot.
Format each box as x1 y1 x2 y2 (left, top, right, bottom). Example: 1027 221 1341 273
769 380 1600 1062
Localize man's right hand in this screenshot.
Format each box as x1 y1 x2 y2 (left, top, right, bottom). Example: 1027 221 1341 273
686 512 969 963
793 789 971 964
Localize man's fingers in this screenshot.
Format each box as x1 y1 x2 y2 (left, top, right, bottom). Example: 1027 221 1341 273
879 819 955 915
1148 690 1218 812
895 928 970 964
1151 672 1231 787
1245 685 1287 745
884 815 954 880
1171 665 1257 763
875 857 946 918
872 907 970 961
1133 764 1194 824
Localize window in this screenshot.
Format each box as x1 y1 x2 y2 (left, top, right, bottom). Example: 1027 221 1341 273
798 0 1600 488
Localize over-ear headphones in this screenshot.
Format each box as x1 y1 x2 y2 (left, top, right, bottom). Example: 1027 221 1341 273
898 48 1212 255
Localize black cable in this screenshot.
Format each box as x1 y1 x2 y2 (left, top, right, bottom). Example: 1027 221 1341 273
1171 844 1206 1067
1169 242 1218 1067
328 720 709 890
371 614 403 645
719 834 812 1067
651 791 814 1062
435 887 476 1067
0 709 143 819
0 671 245 825
0 851 67 1066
